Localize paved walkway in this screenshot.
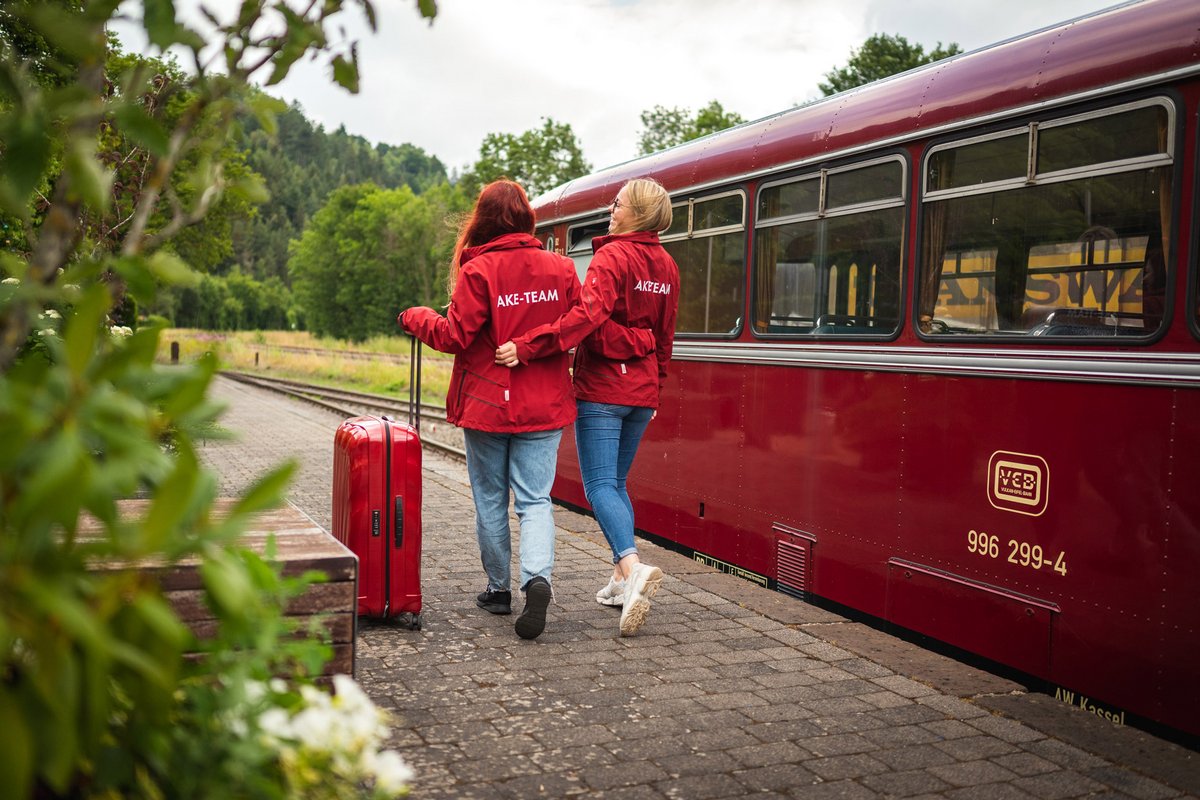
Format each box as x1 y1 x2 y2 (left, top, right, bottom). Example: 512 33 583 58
199 376 1198 800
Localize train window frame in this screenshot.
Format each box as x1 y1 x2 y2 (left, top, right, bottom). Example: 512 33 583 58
659 189 746 242
564 218 609 281
924 98 1176 203
752 154 908 339
1190 101 1200 344
660 188 748 338
916 95 1178 343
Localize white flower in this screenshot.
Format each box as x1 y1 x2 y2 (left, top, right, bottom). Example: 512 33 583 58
109 325 133 338
243 680 268 704
368 749 414 794
1 277 18 285
257 707 291 741
243 674 412 796
39 309 61 320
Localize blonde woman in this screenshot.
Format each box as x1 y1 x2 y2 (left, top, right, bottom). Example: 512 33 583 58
496 178 679 636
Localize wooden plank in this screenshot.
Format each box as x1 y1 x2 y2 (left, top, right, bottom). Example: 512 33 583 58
165 582 356 625
184 613 355 645
85 499 358 676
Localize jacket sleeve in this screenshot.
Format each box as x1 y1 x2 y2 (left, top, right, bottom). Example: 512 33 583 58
584 321 656 359
510 248 623 363
398 265 490 354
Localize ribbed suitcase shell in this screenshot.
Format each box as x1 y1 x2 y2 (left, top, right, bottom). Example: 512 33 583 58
332 415 422 626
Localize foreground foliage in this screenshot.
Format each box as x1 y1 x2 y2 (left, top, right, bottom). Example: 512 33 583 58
0 0 434 796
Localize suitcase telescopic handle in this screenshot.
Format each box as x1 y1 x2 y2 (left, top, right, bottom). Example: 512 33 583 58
409 336 422 435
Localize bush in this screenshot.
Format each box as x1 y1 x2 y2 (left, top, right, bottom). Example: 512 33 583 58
0 0 435 796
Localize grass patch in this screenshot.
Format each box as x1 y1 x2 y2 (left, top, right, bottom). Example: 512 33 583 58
158 329 454 405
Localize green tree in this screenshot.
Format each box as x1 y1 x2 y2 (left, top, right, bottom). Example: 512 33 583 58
235 98 447 283
819 33 962 96
0 0 435 796
290 181 461 341
463 117 591 198
637 100 745 156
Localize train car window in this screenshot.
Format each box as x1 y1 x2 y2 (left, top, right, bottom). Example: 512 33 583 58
1038 105 1169 176
693 194 743 231
919 98 1173 338
753 157 905 336
661 191 746 336
826 160 904 209
926 130 1026 194
565 220 609 281
758 177 819 221
663 202 689 238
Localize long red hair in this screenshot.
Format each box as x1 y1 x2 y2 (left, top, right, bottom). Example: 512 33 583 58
447 180 535 295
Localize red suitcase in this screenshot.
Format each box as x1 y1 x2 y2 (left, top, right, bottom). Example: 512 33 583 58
333 414 422 628
332 339 424 627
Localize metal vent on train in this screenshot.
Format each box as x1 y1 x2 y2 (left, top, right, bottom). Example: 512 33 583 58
776 537 813 600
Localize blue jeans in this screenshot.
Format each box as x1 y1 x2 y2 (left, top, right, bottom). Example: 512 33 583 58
574 401 654 563
463 427 563 592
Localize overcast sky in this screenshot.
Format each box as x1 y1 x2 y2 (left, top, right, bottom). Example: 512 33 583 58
113 0 1118 175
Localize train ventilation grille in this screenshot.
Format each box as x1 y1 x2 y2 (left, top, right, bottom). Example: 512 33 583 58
776 538 812 600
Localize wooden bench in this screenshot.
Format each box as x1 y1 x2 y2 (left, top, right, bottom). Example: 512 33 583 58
82 500 358 677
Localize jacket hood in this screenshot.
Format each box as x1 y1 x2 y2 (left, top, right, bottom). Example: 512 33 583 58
462 232 543 265
592 230 660 254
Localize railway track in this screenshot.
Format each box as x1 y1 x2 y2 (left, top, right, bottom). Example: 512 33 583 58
221 371 465 458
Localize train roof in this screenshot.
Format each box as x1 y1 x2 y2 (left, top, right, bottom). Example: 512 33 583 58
532 0 1200 226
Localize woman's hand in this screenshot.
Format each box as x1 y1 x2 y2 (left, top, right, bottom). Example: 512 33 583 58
495 341 520 367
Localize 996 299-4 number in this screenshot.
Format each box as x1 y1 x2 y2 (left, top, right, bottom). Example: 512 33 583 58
967 529 1067 576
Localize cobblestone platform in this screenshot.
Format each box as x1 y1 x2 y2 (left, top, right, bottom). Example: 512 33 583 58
199 376 1198 799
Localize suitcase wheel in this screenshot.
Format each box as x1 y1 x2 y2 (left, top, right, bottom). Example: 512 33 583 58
399 612 422 631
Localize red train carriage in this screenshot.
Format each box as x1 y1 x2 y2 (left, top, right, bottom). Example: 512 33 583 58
531 0 1200 738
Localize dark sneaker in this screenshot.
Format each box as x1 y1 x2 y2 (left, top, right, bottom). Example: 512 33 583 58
476 588 511 615
514 577 551 640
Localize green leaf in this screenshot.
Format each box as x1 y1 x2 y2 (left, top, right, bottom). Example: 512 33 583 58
131 593 191 652
143 0 179 49
148 251 200 287
229 172 270 205
228 461 296 521
416 0 438 22
63 285 110 378
65 139 114 213
236 0 262 28
141 445 200 552
200 546 255 617
113 102 171 157
331 50 360 93
161 352 217 418
10 427 86 526
0 104 52 214
28 5 105 61
0 690 33 800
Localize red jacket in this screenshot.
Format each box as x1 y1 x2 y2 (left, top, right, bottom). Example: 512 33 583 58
512 231 679 409
398 233 650 432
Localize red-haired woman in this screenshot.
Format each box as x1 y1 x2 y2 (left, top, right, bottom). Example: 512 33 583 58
398 180 646 641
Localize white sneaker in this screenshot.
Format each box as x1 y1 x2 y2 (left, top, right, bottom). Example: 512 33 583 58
619 563 662 636
595 576 626 607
